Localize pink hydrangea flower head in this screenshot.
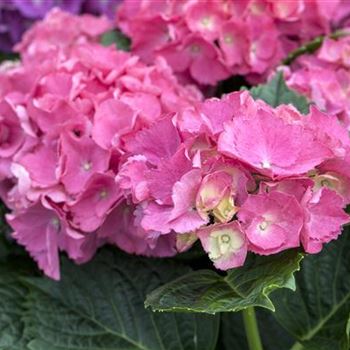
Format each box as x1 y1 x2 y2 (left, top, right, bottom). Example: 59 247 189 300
1 3 350 278
238 191 304 255
197 221 247 270
286 36 350 130
117 0 350 85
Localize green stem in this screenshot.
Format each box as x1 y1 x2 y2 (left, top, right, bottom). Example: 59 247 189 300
242 307 264 350
290 341 304 350
283 29 350 65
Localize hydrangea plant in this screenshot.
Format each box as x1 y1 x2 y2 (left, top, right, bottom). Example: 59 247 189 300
0 3 349 350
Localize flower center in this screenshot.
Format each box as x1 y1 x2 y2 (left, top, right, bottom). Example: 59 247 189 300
201 16 213 28
259 220 269 231
208 228 244 261
261 160 271 169
190 44 201 53
320 179 331 187
100 189 108 199
51 217 60 231
220 234 231 244
223 34 234 44
82 161 92 171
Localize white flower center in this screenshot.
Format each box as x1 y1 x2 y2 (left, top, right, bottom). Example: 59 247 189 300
201 16 213 28
82 162 92 171
223 34 234 44
220 234 231 244
261 160 271 169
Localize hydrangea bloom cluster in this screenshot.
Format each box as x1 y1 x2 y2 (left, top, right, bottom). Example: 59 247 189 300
0 9 202 280
117 0 350 86
116 91 350 271
284 35 350 130
0 9 349 281
0 0 121 52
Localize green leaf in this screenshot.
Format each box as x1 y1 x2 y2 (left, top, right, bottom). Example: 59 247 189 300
249 72 309 114
272 231 350 350
0 266 30 350
101 29 131 51
23 249 219 350
145 250 303 314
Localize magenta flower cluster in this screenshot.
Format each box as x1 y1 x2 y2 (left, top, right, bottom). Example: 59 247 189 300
117 0 350 85
0 9 349 280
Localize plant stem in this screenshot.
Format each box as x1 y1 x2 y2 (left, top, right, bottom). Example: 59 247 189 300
290 341 304 350
283 29 350 65
242 307 264 350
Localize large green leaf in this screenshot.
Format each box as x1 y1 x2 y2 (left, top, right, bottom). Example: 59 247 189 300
23 249 219 350
249 72 309 114
272 230 350 350
145 250 303 314
0 266 30 350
